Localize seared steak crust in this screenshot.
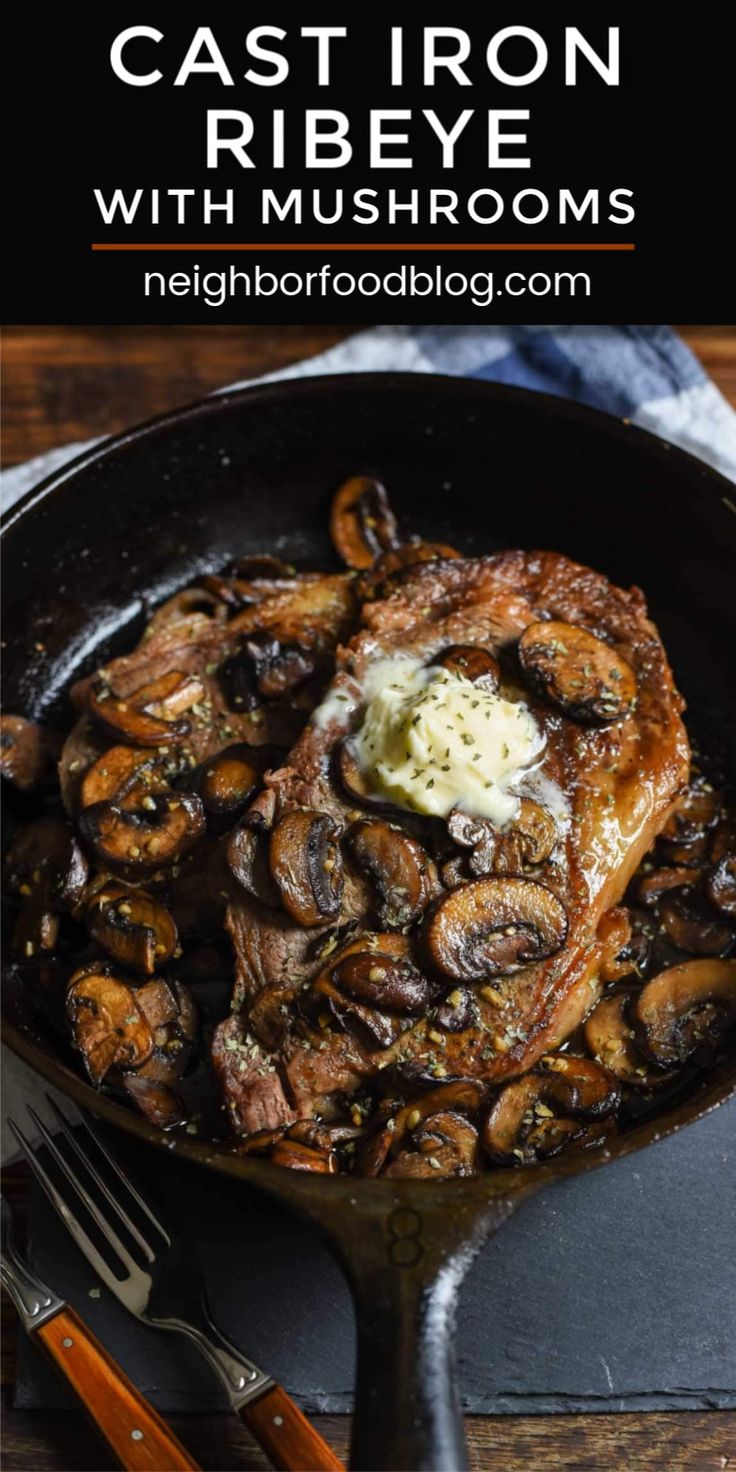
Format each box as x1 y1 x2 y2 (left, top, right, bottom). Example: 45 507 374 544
218 550 689 1128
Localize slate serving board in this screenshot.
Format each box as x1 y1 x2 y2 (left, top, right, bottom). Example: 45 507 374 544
15 1097 736 1415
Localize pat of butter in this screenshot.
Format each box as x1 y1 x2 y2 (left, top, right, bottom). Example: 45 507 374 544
349 657 544 823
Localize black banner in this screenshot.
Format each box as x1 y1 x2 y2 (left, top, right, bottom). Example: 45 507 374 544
3 7 733 322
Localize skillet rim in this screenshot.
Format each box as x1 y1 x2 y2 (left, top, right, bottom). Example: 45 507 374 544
2 369 735 1200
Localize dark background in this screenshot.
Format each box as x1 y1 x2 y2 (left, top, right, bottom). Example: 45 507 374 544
3 7 733 321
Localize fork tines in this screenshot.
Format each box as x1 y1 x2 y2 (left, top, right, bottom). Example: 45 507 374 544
9 1097 167 1297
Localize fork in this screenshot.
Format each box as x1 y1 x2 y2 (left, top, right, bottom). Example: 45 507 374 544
1 1192 199 1470
11 1099 344 1472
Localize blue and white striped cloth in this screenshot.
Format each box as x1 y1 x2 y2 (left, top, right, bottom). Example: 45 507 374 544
2 326 736 516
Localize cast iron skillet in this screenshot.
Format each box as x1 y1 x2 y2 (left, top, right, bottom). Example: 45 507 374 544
2 373 735 1472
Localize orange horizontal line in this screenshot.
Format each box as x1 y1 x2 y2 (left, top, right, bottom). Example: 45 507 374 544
92 241 635 253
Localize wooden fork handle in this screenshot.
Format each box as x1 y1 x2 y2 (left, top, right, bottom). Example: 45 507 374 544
36 1306 200 1471
241 1382 344 1471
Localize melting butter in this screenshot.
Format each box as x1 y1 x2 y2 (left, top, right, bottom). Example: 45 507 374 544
349 656 545 823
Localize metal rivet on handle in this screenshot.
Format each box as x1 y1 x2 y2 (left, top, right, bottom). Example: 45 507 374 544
273 1416 283 1427
62 1338 73 1348
131 1430 144 1441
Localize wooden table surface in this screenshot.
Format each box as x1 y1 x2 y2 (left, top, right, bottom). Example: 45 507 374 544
2 324 736 1471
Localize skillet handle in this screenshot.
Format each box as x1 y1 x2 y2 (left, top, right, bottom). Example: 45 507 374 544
349 1246 469 1472
329 1192 527 1472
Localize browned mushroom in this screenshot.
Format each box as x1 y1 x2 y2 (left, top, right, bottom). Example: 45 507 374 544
330 950 435 1013
190 744 260 827
661 780 722 845
337 742 394 810
448 799 556 877
220 632 316 711
270 1140 338 1173
707 856 736 917
584 991 670 1087
311 970 400 1049
79 746 171 810
85 882 178 975
423 877 568 981
387 1110 480 1179
230 554 297 581
633 958 736 1067
269 809 344 925
434 986 477 1032
330 475 399 569
518 620 636 724
346 819 437 929
659 892 734 956
391 1078 486 1150
66 965 154 1084
356 1125 395 1177
636 866 698 906
88 671 204 747
122 1075 188 1130
79 792 206 873
0 715 60 793
433 645 500 691
287 1120 363 1150
358 541 460 597
483 1055 620 1164
228 810 281 905
4 814 87 908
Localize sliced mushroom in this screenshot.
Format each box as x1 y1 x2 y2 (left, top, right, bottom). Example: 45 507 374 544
483 1056 620 1165
12 891 59 960
79 792 206 873
330 475 399 569
79 746 170 810
433 645 500 691
434 986 477 1032
358 541 459 597
636 866 698 907
269 1140 338 1173
85 882 178 975
633 958 736 1067
337 742 394 810
66 965 154 1084
4 814 88 914
0 715 60 793
122 1075 188 1130
287 1120 363 1150
312 972 400 1050
190 744 260 827
518 620 636 724
331 951 435 1013
356 1125 395 1177
424 877 568 981
228 811 281 906
269 809 344 925
230 554 297 581
662 780 722 845
448 799 556 878
408 1110 479 1176
220 632 316 712
387 1109 481 1178
87 671 204 748
708 856 736 917
391 1078 486 1151
584 991 670 1087
659 892 734 956
346 819 437 929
